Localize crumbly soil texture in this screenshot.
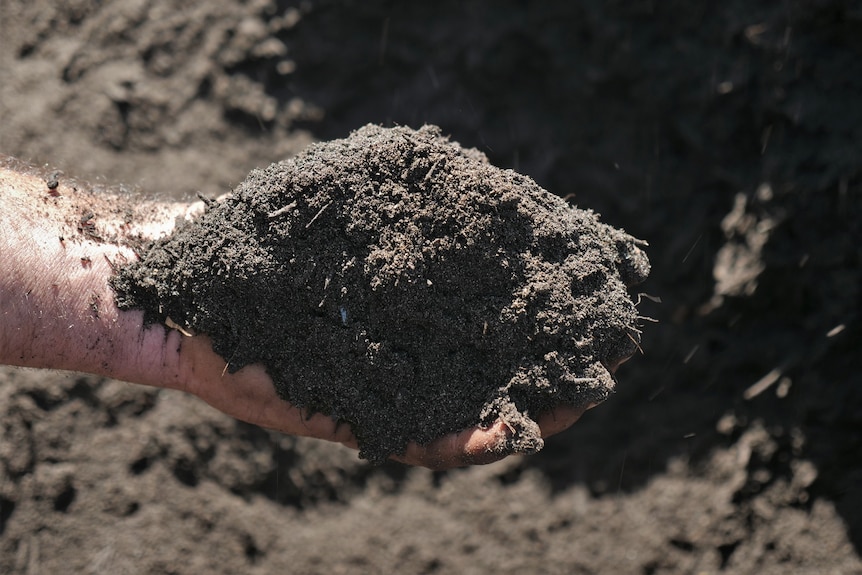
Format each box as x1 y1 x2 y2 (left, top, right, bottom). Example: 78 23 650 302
112 124 649 463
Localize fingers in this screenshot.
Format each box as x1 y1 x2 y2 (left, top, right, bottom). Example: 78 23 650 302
179 334 600 471
537 403 593 436
392 403 593 471
392 421 512 470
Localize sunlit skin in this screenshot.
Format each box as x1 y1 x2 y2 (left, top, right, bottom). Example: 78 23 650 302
0 159 621 470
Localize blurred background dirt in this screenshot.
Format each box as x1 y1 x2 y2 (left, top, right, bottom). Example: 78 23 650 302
1 1 860 573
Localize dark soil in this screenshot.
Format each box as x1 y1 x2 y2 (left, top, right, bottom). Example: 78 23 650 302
112 124 649 463
1 1 861 573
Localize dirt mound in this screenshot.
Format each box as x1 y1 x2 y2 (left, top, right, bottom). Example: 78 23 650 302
112 124 649 462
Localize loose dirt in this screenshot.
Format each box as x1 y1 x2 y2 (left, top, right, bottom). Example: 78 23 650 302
111 124 649 462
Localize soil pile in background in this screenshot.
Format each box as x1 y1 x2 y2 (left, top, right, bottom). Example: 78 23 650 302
111 124 649 462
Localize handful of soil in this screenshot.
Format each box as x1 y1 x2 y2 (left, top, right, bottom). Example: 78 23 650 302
111 124 649 463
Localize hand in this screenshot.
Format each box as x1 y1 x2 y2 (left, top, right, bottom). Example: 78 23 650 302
178 332 594 469
0 158 597 470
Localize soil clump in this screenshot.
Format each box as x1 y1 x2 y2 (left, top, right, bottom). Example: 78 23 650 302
111 124 649 463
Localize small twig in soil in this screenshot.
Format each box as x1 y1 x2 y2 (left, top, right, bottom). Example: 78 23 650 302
165 316 194 337
305 200 332 229
636 293 662 305
197 192 217 208
626 331 644 354
267 201 297 220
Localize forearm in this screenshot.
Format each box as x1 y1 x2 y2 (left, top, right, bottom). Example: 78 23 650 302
0 159 352 438
0 157 186 389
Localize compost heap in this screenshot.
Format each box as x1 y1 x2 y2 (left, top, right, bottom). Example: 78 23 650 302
111 124 650 463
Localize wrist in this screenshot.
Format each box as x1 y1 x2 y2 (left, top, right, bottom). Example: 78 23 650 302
0 160 189 391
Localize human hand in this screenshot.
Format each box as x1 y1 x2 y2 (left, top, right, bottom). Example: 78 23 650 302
176 333 599 469
0 159 617 470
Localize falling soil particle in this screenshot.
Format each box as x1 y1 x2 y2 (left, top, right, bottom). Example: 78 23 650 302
110 124 649 463
46 171 60 190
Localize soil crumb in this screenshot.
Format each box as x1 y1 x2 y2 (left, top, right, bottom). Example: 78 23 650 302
111 124 649 463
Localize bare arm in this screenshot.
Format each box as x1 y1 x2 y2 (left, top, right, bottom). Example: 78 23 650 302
0 157 187 383
0 157 588 469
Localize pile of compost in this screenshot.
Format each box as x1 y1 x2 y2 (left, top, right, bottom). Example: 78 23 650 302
111 124 649 463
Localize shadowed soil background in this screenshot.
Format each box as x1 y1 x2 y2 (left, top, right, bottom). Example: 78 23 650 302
1 1 861 574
